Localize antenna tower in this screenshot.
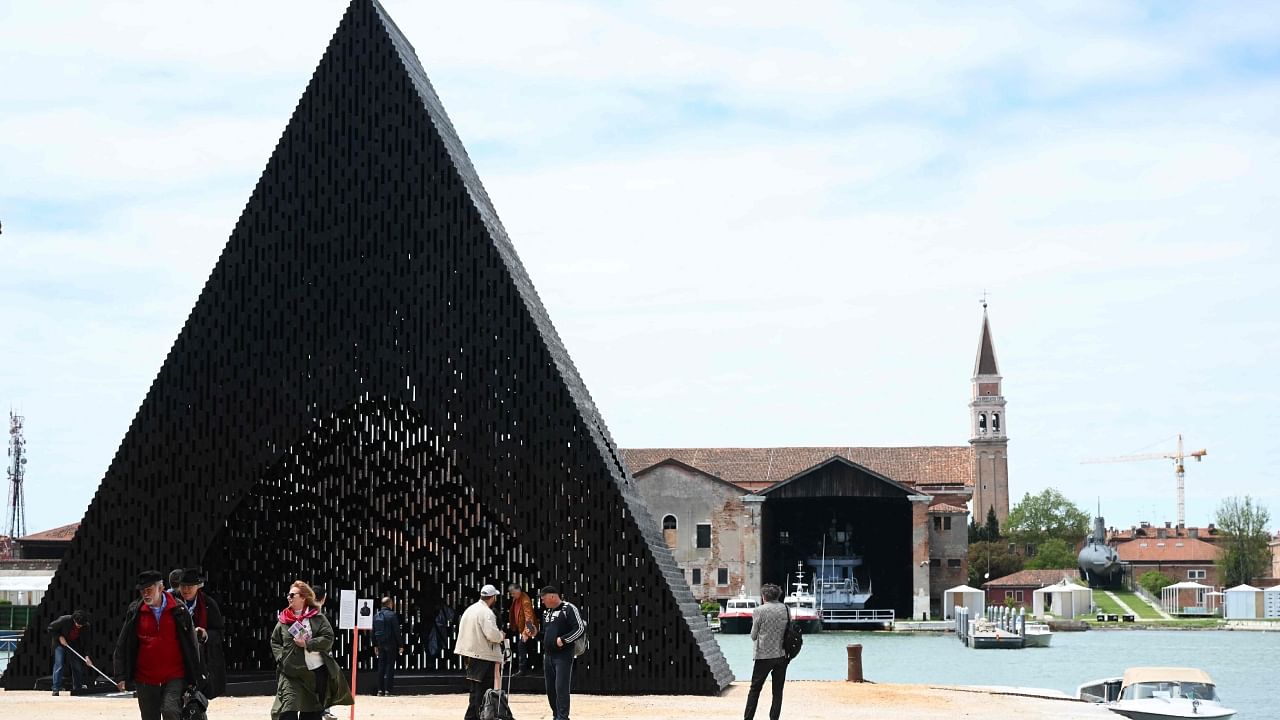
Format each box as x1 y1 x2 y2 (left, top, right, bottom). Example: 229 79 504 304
6 411 27 539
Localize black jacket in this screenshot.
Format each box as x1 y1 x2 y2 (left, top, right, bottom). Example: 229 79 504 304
372 607 401 648
185 591 226 698
48 614 89 651
112 591 207 690
540 601 585 657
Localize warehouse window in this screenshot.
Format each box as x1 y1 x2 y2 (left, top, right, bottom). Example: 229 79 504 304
696 523 712 549
691 568 702 586
662 515 678 549
947 559 962 569
717 568 729 586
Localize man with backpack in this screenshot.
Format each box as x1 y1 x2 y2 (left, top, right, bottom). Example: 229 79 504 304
743 583 791 720
538 586 584 720
456 585 505 720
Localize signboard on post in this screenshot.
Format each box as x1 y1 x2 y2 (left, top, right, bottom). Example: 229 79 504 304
357 598 375 630
339 589 357 630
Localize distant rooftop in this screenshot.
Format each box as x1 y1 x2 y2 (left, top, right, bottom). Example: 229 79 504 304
19 522 80 543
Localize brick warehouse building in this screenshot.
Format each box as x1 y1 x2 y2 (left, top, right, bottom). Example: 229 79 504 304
622 308 1011 619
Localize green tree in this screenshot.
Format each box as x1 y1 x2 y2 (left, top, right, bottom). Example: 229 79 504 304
984 506 1001 541
1215 496 1272 587
1138 570 1174 596
1023 537 1078 570
1005 488 1090 545
967 540 1024 588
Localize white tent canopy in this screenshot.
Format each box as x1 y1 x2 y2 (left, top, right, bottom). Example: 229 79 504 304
1162 580 1217 615
1224 584 1263 619
1031 579 1092 619
943 584 985 619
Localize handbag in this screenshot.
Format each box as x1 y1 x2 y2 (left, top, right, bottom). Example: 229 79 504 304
782 614 803 660
180 686 209 720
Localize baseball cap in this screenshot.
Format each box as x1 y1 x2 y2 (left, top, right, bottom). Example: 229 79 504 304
480 584 500 597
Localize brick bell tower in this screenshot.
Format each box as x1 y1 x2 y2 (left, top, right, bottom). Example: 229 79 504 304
970 301 1010 525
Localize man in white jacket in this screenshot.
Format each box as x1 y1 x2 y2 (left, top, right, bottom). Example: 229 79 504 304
455 585 505 720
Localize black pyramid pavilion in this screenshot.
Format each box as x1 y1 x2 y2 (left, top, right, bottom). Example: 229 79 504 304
1 0 732 695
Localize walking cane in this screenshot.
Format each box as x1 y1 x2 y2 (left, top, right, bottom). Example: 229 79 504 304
63 644 135 697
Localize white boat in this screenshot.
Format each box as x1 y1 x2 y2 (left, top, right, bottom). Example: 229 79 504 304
718 590 758 635
1022 621 1053 648
1078 667 1235 720
783 563 822 633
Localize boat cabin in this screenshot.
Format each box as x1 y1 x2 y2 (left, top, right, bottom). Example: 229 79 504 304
1120 667 1220 702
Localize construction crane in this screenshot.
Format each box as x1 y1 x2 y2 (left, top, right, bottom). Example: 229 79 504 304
1082 434 1206 527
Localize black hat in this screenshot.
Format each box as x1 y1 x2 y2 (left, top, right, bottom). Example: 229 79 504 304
135 570 165 590
177 568 205 586
538 585 560 597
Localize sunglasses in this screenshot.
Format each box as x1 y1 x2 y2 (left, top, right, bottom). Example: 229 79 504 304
286 592 301 599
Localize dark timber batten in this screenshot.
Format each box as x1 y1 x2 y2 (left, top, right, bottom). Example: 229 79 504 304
1 0 731 694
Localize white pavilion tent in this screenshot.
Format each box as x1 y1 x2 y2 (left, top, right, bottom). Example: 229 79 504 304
1031 579 1092 619
943 584 985 619
1264 585 1280 619
1161 580 1217 615
1223 584 1263 619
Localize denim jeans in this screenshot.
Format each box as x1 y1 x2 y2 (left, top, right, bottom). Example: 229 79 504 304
377 644 396 693
513 635 532 672
51 645 84 691
543 652 574 720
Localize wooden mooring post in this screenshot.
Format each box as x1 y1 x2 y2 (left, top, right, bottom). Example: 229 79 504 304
846 643 864 682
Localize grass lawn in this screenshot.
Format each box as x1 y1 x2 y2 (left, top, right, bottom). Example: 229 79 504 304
1111 590 1162 619
1091 591 1126 616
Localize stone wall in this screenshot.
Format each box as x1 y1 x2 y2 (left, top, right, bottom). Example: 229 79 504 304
631 463 757 601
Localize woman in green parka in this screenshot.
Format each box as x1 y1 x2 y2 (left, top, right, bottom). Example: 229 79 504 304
271 581 353 720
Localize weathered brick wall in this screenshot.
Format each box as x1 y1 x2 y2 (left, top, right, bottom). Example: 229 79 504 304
631 464 753 601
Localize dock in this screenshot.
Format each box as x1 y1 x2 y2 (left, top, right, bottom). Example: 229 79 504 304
821 608 895 629
955 606 1028 648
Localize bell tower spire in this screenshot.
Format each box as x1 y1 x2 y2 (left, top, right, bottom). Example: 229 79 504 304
970 299 1010 524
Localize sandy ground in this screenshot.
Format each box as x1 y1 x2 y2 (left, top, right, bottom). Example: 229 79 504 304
0 681 1113 719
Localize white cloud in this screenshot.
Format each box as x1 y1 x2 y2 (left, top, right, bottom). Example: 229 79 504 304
2 1 1279 533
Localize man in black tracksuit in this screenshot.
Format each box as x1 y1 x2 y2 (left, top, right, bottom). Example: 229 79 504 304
538 586 584 720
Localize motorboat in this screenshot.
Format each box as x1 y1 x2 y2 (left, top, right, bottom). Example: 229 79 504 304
1077 667 1234 720
718 591 758 635
783 563 822 633
965 618 1023 649
808 555 872 610
1022 621 1053 648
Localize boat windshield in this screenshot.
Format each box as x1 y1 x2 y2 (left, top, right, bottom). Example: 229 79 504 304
727 600 756 610
1120 681 1218 702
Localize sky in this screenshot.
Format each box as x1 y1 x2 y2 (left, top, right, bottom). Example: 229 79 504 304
2 1 1279 536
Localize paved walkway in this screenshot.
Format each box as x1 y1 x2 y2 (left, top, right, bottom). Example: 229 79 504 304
1 681 1113 719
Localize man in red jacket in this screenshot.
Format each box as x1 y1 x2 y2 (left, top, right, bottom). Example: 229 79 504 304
113 570 206 720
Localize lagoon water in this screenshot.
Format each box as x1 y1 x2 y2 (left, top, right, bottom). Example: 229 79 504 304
717 629 1278 718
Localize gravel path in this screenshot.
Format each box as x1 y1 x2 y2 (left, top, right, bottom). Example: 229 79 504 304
2 681 1114 719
